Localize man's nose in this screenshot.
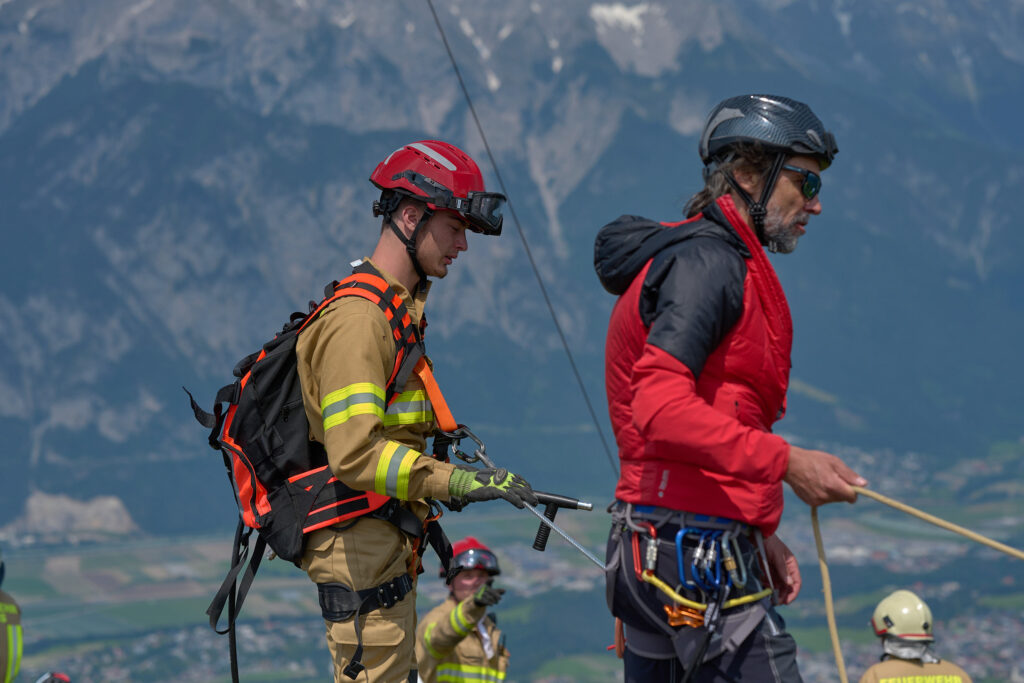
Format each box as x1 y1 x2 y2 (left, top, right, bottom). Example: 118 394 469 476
805 196 822 215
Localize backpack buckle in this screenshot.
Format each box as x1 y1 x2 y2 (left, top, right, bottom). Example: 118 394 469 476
375 574 411 610
376 580 400 609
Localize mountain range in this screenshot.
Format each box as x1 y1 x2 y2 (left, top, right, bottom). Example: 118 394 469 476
1 0 1022 535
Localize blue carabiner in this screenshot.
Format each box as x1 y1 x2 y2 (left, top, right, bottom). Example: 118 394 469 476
676 527 701 591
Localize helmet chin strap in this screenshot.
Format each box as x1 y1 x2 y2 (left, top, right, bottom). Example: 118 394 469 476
721 153 787 251
387 208 433 292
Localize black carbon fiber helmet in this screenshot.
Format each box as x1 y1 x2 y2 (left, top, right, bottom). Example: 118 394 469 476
699 94 837 170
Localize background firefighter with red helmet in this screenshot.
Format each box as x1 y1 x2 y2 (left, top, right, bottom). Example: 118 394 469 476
415 537 510 683
594 94 867 681
296 140 536 682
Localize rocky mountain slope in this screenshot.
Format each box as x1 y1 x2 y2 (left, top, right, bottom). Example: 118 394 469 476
1 0 1022 533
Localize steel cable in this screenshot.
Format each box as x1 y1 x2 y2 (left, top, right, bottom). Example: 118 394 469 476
424 0 618 478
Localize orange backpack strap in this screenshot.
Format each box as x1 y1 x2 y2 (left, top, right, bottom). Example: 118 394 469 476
413 357 457 433
326 262 425 403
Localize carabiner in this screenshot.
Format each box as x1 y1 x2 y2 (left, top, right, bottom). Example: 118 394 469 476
690 531 712 591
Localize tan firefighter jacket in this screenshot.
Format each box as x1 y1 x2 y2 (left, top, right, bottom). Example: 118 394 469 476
296 258 457 519
858 657 973 683
416 594 510 682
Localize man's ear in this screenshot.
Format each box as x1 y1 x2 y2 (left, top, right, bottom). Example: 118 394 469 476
396 202 424 236
733 165 763 196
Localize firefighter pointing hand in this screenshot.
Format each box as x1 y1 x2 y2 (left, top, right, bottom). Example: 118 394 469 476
416 537 510 683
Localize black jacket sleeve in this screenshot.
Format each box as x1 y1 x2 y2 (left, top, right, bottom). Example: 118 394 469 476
640 235 746 379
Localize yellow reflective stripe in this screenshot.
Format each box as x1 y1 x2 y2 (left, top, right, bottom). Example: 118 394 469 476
422 621 444 660
322 383 385 431
391 389 426 403
395 445 417 500
437 662 506 682
382 410 434 426
449 601 471 636
375 442 400 496
6 624 21 683
373 442 419 498
383 390 433 427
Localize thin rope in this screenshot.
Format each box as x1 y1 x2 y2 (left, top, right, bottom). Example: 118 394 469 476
425 0 618 477
811 507 849 683
851 486 1024 561
813 485 1024 682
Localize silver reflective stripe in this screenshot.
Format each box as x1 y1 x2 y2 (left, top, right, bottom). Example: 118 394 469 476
323 392 385 419
409 142 456 170
386 399 431 414
384 444 413 497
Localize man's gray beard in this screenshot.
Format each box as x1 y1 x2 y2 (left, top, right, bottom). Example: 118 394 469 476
763 207 806 254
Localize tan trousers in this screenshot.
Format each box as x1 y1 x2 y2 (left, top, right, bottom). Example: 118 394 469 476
303 518 418 683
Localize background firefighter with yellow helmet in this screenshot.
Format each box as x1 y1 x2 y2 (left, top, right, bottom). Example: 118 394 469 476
858 589 973 683
416 537 510 683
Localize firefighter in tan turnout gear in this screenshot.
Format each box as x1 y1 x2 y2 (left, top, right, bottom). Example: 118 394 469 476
416 537 510 683
858 590 973 683
296 141 537 682
0 551 22 683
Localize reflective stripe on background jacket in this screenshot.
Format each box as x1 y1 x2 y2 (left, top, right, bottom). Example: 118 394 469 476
858 658 974 683
416 595 509 683
0 589 21 683
295 257 456 521
595 194 792 536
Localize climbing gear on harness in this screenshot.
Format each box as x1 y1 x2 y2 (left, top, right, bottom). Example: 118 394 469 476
443 424 604 569
187 260 455 682
606 503 774 680
448 466 537 509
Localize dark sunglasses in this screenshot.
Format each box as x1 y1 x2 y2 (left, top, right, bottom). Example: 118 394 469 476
781 165 821 200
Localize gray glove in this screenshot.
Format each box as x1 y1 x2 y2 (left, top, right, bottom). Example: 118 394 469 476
472 583 505 607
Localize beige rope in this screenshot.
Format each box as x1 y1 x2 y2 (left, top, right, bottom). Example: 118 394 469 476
851 486 1024 561
813 485 1024 682
811 506 849 683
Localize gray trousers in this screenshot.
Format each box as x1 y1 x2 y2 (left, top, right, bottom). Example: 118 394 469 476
623 607 803 683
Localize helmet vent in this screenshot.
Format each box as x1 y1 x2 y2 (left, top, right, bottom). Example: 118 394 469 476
409 142 457 171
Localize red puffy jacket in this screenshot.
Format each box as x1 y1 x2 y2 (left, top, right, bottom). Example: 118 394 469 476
594 195 792 535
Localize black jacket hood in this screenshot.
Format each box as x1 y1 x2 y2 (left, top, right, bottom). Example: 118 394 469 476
593 202 748 295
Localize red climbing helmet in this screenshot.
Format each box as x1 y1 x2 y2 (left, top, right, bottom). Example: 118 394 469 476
370 140 505 236
442 536 501 583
